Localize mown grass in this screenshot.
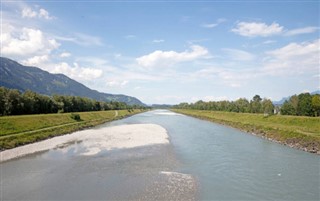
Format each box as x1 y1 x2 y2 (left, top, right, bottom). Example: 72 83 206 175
172 109 320 154
0 109 144 150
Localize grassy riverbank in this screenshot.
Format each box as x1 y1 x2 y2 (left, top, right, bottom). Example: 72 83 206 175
172 109 320 154
0 109 144 150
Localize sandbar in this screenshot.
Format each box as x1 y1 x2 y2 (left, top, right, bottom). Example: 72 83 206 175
1 123 169 162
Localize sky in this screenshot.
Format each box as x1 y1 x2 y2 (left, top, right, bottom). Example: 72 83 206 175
1 0 319 105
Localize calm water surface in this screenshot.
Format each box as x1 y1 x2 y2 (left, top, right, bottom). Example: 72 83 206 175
1 110 319 200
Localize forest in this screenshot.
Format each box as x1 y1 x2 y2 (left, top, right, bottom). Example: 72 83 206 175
173 93 320 117
0 87 146 116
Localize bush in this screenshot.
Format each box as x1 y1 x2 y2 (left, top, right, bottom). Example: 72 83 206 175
70 113 81 121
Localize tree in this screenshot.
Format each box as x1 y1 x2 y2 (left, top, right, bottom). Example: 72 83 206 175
7 89 22 115
280 101 296 115
289 95 298 115
297 93 312 116
250 95 262 113
311 94 320 116
235 98 250 113
0 87 6 115
262 98 274 115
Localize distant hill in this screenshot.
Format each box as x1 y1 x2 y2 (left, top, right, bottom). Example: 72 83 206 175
0 57 145 106
273 90 320 105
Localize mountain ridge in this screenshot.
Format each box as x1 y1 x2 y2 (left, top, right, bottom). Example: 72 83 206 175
0 57 145 106
273 90 320 105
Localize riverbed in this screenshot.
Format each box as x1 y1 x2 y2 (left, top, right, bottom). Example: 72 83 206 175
1 110 319 200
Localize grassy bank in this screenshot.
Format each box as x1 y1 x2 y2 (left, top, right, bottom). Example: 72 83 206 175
0 109 145 150
172 109 320 154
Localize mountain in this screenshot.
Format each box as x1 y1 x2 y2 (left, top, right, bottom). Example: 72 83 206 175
273 90 320 105
273 96 290 105
0 57 145 106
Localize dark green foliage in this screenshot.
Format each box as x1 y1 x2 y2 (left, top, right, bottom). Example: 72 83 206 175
70 113 81 121
174 95 272 115
280 101 296 115
0 87 147 116
311 95 320 116
297 93 313 116
174 92 319 117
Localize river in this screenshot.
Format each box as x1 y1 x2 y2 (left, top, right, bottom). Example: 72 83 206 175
1 110 319 200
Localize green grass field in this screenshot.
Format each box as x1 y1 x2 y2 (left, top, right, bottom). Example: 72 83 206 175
172 109 320 154
0 109 144 150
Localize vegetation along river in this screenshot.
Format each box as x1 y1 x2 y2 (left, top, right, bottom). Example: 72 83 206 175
1 110 319 200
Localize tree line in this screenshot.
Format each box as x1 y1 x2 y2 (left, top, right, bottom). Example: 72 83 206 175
173 95 274 115
173 93 320 117
280 93 320 117
0 87 146 116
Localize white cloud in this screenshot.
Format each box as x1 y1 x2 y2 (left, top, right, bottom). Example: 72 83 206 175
263 40 276 44
201 23 219 28
38 8 52 20
51 62 103 81
136 45 209 68
201 18 226 28
106 80 128 87
22 8 37 18
232 22 283 37
55 33 103 46
1 25 60 56
22 7 53 19
232 21 318 37
191 96 229 102
284 26 319 36
222 48 255 61
263 39 320 75
266 39 319 59
22 55 49 66
60 52 71 58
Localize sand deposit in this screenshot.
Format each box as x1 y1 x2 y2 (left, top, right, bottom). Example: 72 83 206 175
1 123 169 162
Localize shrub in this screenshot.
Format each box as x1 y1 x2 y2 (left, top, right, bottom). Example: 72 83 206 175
70 113 81 121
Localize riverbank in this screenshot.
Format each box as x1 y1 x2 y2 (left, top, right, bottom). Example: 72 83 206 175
0 109 145 150
171 109 320 154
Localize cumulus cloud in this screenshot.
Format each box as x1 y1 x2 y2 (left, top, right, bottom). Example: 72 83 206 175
136 45 209 68
232 21 318 37
232 22 283 37
51 62 103 81
22 55 49 66
1 25 60 56
263 39 319 75
22 7 53 19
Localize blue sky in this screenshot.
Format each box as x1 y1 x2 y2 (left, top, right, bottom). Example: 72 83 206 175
1 1 319 104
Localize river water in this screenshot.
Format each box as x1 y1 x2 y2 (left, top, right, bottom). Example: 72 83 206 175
1 110 319 200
